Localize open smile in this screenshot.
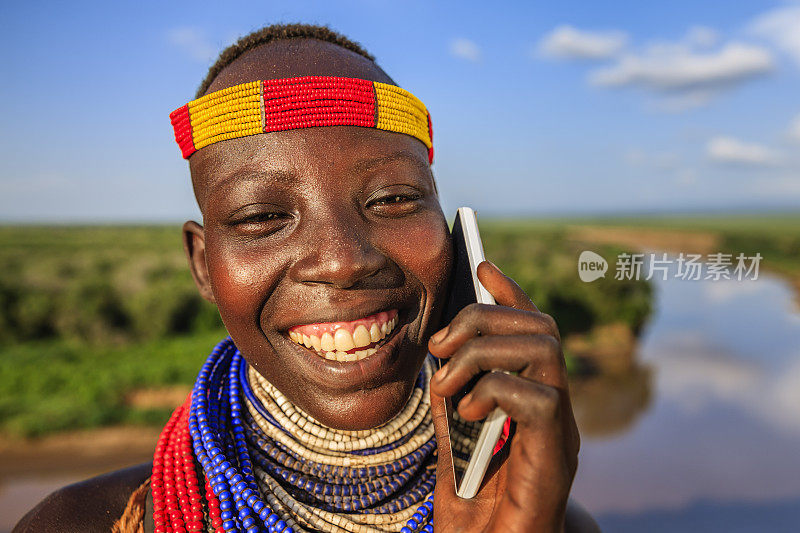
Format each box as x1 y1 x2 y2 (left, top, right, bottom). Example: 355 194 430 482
287 309 400 362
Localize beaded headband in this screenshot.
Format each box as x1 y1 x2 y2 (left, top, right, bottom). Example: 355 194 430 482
170 75 434 163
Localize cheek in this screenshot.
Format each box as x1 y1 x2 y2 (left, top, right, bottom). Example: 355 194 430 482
205 235 279 328
388 215 451 295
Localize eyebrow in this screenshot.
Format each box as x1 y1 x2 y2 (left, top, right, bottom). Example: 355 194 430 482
350 150 429 175
206 149 428 197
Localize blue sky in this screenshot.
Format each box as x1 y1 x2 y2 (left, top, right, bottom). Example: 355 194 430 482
1 0 799 221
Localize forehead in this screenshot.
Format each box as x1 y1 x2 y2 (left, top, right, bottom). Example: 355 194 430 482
190 125 431 206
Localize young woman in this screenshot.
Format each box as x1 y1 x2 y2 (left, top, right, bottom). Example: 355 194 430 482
15 24 598 533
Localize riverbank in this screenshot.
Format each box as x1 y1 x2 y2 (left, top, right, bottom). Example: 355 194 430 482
0 426 159 480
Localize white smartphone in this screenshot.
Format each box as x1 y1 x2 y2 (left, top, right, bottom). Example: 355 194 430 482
439 207 509 499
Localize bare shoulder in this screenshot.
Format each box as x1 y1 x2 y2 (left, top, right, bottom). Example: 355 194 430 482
13 462 152 533
565 497 602 532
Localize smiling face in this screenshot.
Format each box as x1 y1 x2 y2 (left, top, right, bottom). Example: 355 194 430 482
184 39 452 430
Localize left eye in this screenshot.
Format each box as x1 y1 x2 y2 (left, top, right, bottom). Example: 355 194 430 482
372 194 418 206
239 213 281 222
366 186 424 216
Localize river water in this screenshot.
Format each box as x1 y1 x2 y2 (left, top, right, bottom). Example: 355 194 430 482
2 267 799 532
571 265 800 532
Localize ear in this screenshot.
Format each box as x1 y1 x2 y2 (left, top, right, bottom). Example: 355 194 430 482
182 220 215 303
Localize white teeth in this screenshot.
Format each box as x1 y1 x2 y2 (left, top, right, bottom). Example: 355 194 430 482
334 329 355 352
369 323 381 343
318 346 378 362
289 312 400 362
320 333 335 352
353 325 371 348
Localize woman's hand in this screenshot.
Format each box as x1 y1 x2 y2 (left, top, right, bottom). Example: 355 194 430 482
428 261 580 533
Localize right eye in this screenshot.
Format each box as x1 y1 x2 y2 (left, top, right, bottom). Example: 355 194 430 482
231 211 290 235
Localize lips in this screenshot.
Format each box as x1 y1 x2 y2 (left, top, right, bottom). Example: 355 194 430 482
287 309 399 362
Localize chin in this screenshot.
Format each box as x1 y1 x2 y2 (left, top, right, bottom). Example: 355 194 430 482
311 377 419 430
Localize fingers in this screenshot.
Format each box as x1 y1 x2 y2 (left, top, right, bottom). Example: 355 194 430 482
476 261 538 312
430 334 566 398
429 386 457 496
456 372 562 427
428 303 560 359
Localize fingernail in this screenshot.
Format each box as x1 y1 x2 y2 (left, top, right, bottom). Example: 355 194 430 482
434 365 449 382
431 325 449 344
487 260 503 273
459 392 473 408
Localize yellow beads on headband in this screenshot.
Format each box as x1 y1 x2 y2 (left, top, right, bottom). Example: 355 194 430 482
170 76 434 163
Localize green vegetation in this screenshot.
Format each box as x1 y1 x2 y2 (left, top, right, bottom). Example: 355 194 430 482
1 222 656 437
0 226 222 345
481 222 653 337
0 330 225 437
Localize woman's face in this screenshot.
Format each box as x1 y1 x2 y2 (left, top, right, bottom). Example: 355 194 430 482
187 125 452 429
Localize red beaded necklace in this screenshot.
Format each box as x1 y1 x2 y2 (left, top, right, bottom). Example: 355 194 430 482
151 397 224 533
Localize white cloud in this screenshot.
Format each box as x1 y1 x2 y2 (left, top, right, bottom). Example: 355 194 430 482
789 113 800 143
540 21 776 111
538 25 628 60
167 27 216 63
749 5 800 67
706 136 782 167
591 42 773 91
449 38 481 63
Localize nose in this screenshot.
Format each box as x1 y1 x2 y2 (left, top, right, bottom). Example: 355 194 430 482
289 210 386 289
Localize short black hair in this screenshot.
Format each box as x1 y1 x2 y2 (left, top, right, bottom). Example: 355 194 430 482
196 23 376 98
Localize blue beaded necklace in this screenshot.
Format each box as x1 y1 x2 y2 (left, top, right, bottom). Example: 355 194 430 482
188 337 435 533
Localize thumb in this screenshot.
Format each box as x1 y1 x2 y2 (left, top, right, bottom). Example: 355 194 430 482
430 386 456 497
476 261 538 313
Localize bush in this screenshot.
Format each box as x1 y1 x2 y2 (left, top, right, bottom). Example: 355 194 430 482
0 226 221 344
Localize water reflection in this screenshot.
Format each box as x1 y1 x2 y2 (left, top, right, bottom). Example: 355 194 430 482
571 265 800 531
570 364 653 439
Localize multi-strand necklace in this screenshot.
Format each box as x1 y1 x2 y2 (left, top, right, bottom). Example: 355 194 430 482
151 337 440 533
